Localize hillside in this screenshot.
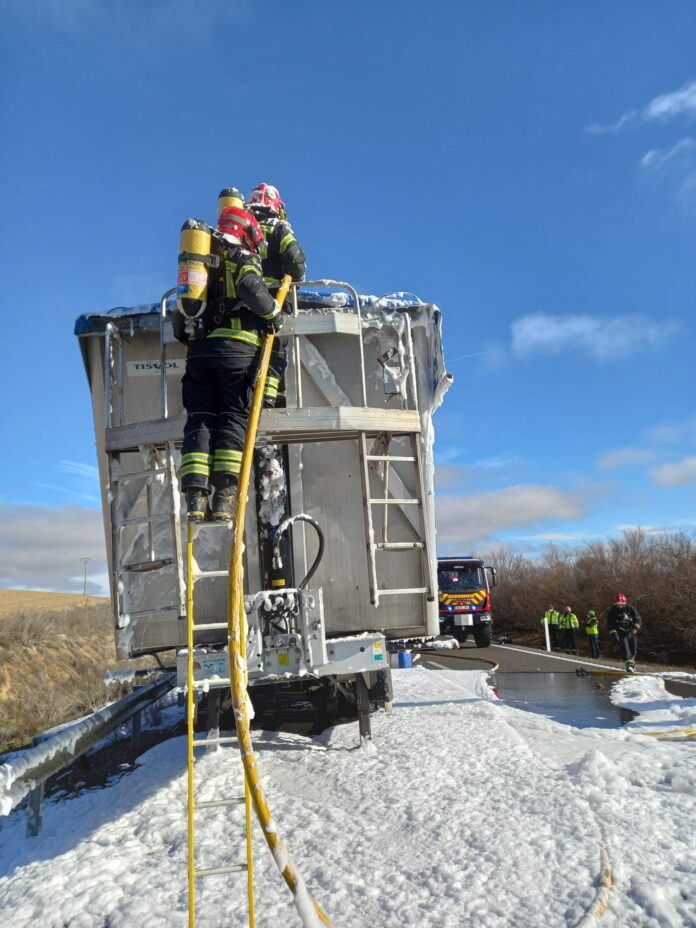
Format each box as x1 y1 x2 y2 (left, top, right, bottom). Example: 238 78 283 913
0 589 108 619
0 590 118 753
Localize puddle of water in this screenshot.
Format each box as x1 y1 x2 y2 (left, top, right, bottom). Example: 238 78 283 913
491 672 637 728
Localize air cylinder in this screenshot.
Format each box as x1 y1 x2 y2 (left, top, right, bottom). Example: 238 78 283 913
177 218 212 320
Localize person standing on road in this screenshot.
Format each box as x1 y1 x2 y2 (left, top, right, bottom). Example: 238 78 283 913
540 604 560 650
559 606 579 654
607 593 641 673
584 609 601 659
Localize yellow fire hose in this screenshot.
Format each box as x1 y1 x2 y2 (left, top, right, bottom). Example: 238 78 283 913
226 275 334 927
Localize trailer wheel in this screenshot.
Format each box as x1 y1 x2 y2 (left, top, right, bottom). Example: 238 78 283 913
473 623 492 648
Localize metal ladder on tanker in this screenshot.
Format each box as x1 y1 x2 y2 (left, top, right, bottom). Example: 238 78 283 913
288 283 436 608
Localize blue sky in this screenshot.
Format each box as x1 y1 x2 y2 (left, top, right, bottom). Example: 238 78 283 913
1 0 695 593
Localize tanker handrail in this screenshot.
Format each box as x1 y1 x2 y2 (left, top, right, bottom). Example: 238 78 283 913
159 287 178 418
296 279 368 406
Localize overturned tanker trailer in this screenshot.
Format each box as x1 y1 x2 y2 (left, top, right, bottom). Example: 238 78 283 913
75 282 450 734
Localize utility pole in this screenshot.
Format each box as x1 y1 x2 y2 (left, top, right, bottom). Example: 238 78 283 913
81 557 92 596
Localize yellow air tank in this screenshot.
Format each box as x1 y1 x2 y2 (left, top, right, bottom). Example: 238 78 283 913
218 187 245 218
177 219 212 320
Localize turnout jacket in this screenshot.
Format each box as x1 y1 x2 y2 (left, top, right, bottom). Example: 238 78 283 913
258 217 306 290
607 603 641 634
178 238 279 354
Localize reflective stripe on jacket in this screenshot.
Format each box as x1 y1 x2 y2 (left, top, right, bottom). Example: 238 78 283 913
558 612 579 629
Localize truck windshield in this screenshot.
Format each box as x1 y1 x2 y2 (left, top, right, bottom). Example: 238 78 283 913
438 566 485 592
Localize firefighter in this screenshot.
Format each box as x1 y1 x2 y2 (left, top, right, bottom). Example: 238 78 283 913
607 593 641 673
540 604 560 650
559 606 579 654
584 609 600 659
178 200 281 522
247 183 306 407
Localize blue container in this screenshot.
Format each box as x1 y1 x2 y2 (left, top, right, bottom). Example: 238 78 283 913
397 650 413 669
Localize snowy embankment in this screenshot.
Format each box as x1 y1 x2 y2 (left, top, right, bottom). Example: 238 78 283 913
0 668 695 927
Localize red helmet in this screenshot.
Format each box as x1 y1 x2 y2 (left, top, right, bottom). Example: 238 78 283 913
248 183 284 217
614 593 627 605
218 206 264 254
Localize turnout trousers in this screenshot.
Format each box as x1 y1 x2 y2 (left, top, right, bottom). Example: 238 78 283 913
618 630 638 669
180 342 259 492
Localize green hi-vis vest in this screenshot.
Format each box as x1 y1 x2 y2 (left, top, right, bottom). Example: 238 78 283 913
541 610 560 626
559 612 579 630
585 613 599 635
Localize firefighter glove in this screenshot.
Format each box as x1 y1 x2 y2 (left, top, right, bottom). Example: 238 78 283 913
266 302 284 333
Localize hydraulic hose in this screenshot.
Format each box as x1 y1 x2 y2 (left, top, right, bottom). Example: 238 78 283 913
273 513 325 590
226 275 334 928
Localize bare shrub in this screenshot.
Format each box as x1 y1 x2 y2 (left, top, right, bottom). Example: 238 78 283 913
490 529 696 665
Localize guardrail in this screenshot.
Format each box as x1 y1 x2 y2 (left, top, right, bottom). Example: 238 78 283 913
0 672 176 835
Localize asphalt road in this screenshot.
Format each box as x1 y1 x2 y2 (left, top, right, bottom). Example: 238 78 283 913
416 640 696 678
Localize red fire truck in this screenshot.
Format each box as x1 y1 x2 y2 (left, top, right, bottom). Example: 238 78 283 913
438 556 497 647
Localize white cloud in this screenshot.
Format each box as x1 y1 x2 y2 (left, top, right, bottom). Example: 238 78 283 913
651 456 696 488
5 0 247 43
597 448 655 471
586 110 638 135
643 80 696 123
586 79 696 134
639 138 696 206
436 485 582 545
0 504 107 595
60 460 100 482
511 313 677 362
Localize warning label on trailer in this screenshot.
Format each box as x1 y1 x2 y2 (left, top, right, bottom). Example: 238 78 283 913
127 359 185 377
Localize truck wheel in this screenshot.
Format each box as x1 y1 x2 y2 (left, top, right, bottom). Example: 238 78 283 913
453 628 468 644
473 623 492 648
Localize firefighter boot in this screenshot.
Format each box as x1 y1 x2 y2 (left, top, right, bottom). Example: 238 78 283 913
211 486 238 523
186 489 209 523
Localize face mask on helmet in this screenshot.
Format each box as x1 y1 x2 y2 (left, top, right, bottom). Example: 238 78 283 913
218 206 264 254
248 183 284 218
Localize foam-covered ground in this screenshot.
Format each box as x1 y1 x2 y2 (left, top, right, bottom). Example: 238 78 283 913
1 668 694 926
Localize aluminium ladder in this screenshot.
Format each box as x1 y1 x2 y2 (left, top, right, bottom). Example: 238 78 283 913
185 520 255 928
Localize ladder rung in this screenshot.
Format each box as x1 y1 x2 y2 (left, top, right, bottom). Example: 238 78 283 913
371 542 425 550
111 467 167 483
365 455 416 462
369 498 420 505
192 736 238 748
193 570 230 580
192 622 229 632
117 513 172 528
194 797 245 808
126 603 180 617
123 557 174 573
193 678 230 689
378 587 428 596
195 864 247 878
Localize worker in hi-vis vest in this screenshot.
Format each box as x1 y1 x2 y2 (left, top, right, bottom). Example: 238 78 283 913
558 606 579 654
584 609 600 659
540 604 560 650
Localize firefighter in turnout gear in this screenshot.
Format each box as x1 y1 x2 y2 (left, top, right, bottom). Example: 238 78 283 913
584 609 601 659
247 183 306 407
559 606 579 654
177 195 281 522
607 593 641 673
540 604 560 650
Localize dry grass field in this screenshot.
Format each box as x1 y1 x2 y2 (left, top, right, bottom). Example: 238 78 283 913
0 590 125 754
